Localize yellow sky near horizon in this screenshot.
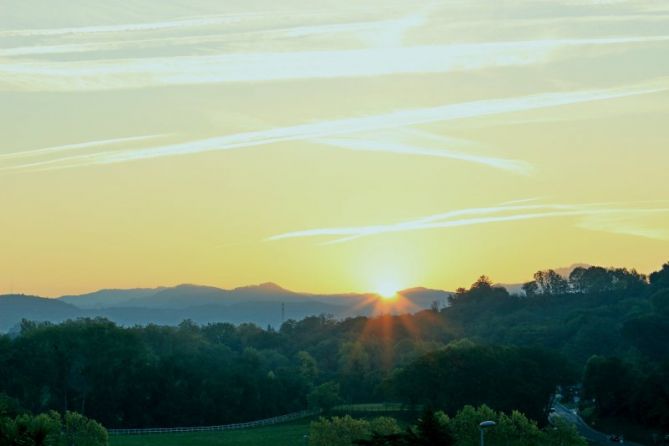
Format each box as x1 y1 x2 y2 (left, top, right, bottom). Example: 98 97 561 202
1 0 668 297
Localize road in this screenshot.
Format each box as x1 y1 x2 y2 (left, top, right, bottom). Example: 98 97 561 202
551 403 645 446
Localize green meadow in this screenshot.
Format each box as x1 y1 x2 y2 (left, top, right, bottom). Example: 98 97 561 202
110 420 312 446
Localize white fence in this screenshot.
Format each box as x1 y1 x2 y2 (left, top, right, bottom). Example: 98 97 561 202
108 410 318 436
330 403 413 413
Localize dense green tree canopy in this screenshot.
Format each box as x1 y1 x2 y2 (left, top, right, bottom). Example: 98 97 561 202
391 343 574 424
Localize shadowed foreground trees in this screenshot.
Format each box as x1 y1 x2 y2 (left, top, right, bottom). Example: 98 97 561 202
0 410 107 446
310 415 402 446
391 342 575 424
312 407 585 446
582 356 669 431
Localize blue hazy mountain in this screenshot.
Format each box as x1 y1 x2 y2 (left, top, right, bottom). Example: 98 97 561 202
0 295 82 332
59 288 166 309
0 283 452 333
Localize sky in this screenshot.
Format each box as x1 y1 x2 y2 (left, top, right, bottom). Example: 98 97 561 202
1 0 668 297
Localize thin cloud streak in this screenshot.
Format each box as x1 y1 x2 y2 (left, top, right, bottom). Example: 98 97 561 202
0 13 269 37
0 10 429 57
267 203 669 244
3 5 666 40
316 136 533 175
4 82 666 172
0 151 118 172
1 36 668 91
578 214 669 240
0 135 167 160
269 203 583 240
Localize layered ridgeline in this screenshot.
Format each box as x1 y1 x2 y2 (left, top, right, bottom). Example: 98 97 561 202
0 283 451 333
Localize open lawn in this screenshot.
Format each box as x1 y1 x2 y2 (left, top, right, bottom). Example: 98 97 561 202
109 419 312 446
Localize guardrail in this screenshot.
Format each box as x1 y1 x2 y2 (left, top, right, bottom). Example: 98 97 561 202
108 410 318 435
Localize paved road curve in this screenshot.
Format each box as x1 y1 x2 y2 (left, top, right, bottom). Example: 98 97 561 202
551 403 645 446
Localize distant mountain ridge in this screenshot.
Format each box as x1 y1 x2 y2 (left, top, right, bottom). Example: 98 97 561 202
0 295 81 333
59 287 165 309
0 283 453 333
3 267 594 333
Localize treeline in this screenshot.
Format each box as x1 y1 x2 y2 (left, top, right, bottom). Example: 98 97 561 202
0 320 312 428
0 311 458 428
447 263 669 363
0 321 570 429
0 261 667 432
446 262 669 433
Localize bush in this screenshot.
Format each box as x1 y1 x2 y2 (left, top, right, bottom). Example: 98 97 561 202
309 415 370 446
0 410 108 446
62 411 108 446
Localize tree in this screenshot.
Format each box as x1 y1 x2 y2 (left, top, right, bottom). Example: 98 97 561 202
448 405 498 446
369 417 402 436
634 362 669 431
569 266 646 294
651 289 669 316
309 416 370 446
650 262 669 290
62 411 108 446
355 411 450 446
0 410 108 446
622 316 669 360
449 405 584 446
311 416 402 446
582 356 637 417
545 418 587 446
297 351 319 386
308 382 342 412
338 342 372 401
533 270 569 295
405 409 455 446
393 343 574 424
0 394 21 418
522 281 539 297
471 276 493 292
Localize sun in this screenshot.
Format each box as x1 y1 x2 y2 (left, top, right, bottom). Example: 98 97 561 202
375 282 400 300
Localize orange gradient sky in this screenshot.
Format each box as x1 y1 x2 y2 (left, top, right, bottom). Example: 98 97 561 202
1 0 668 297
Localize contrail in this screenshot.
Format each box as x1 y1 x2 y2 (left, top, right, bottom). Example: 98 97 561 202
267 203 669 244
0 13 268 37
0 134 168 160
1 36 668 91
0 9 429 57
5 81 666 171
316 134 533 175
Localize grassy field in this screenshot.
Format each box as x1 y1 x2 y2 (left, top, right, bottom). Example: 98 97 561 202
109 406 418 446
109 419 313 446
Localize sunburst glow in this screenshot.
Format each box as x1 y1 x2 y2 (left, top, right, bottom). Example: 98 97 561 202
375 282 400 299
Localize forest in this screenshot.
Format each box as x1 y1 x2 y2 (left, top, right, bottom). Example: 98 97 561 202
1 262 668 441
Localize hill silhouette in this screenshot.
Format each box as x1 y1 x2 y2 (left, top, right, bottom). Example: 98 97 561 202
0 283 453 332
